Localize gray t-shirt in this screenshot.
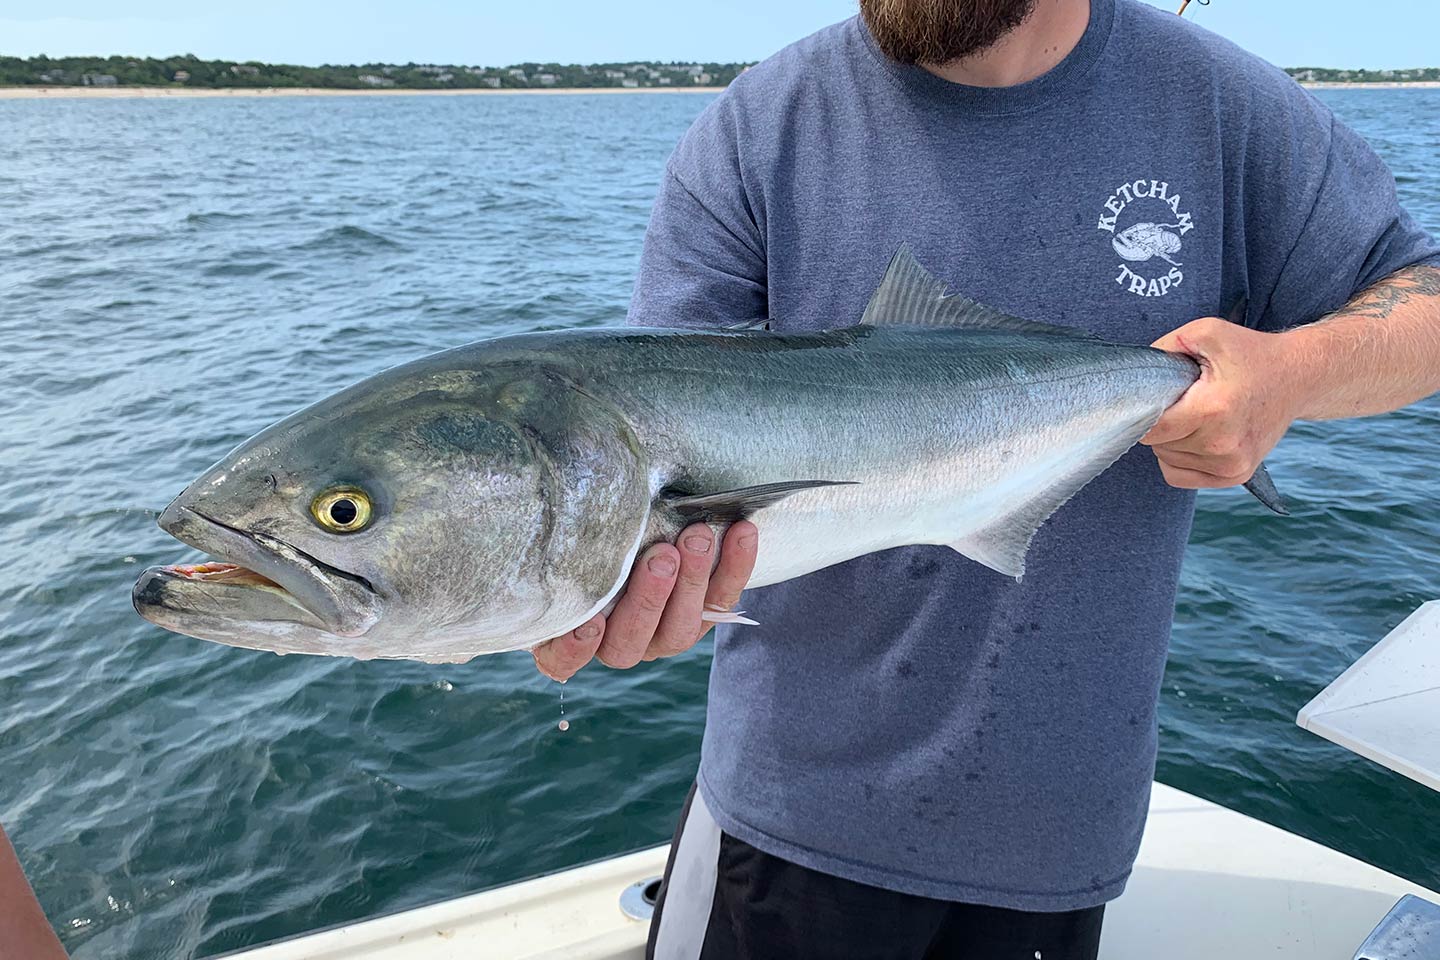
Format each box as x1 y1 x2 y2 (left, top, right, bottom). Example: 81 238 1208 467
627 0 1440 911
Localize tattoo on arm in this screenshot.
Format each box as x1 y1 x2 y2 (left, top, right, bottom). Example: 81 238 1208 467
1338 264 1440 320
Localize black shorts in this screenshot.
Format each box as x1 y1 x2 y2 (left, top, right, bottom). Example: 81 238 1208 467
646 785 1105 960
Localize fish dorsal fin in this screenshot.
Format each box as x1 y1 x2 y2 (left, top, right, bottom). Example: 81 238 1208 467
860 245 1096 339
662 480 856 524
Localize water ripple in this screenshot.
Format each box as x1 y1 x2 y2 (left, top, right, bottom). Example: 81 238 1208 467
0 88 1436 960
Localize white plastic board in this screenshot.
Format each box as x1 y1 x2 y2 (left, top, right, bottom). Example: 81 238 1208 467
1298 601 1440 792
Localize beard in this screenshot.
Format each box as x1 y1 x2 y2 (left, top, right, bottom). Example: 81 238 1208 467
859 0 1040 65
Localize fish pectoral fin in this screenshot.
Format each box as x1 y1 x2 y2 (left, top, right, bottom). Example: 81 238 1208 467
661 479 857 524
859 244 1098 339
701 608 760 626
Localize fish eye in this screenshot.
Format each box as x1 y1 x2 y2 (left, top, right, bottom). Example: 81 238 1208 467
310 487 373 534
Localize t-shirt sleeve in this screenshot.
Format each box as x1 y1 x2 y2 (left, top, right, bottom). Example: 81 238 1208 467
626 101 767 329
1253 99 1440 332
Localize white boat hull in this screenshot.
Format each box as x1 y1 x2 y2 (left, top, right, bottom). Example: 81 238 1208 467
216 782 1438 960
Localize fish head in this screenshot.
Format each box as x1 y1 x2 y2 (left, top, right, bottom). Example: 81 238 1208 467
134 356 649 661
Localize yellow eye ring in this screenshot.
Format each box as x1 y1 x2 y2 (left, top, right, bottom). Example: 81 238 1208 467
310 487 373 534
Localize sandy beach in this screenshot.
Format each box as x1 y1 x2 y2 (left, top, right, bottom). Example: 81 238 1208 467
0 84 728 100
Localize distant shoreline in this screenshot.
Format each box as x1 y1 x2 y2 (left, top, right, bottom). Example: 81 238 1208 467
0 85 727 100
1301 80 1440 89
3 81 1438 101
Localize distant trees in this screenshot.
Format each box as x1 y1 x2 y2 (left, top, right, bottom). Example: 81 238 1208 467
0 54 752 90
1285 66 1440 83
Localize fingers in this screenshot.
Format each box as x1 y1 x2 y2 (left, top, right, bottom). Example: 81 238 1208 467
1149 315 1224 358
541 521 761 676
1139 406 1201 447
595 542 680 669
704 520 759 616
647 524 717 658
1155 458 1253 490
1142 317 1223 447
532 613 606 682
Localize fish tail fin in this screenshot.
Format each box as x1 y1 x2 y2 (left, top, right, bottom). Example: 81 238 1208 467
1244 462 1290 516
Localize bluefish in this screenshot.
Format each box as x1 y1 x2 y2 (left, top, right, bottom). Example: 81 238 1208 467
133 247 1285 662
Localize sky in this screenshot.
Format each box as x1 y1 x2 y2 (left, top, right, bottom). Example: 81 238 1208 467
1 1 1435 71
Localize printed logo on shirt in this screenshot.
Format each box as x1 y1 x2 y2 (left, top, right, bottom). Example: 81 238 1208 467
1095 179 1194 298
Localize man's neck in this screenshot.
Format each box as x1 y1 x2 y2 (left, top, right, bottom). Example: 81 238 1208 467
923 0 1091 88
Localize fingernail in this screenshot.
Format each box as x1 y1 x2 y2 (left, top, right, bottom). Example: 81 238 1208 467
737 532 757 550
683 534 712 554
576 621 600 641
648 554 678 577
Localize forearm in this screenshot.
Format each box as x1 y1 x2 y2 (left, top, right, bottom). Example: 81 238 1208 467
0 825 68 960
1277 264 1440 420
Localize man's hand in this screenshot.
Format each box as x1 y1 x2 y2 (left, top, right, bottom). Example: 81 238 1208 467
1140 317 1301 490
531 521 759 682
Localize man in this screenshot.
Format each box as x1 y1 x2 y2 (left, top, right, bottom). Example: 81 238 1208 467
1 823 69 960
535 0 1440 956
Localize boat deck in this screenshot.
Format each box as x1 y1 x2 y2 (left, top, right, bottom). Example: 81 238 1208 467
221 781 1439 959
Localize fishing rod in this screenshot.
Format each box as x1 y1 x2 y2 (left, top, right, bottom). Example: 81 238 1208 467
1176 0 1210 14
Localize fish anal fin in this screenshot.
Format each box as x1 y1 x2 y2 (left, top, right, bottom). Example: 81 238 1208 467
860 244 1098 339
949 528 1033 581
948 412 1164 580
661 479 857 524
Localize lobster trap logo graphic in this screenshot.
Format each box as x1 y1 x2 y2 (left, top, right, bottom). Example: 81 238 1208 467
1095 179 1194 298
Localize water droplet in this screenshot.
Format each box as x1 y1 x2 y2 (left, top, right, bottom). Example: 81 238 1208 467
558 719 570 732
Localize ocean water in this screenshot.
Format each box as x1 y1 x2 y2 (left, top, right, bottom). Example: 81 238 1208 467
0 87 1437 958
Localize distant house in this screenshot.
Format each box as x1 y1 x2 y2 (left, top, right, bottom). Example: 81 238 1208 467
358 74 396 87
658 76 671 85
435 72 454 82
416 65 446 74
172 70 190 82
229 64 260 76
694 72 712 84
621 78 639 88
508 68 526 77
604 69 625 80
537 73 556 86
481 76 500 88
82 74 118 86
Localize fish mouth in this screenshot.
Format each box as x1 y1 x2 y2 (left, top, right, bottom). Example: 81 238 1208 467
133 504 380 643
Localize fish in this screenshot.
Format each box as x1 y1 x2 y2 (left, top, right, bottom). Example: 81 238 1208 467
1112 222 1184 266
132 246 1287 663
